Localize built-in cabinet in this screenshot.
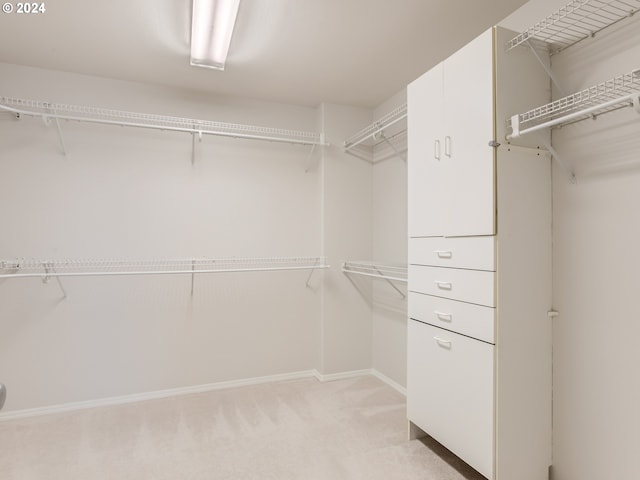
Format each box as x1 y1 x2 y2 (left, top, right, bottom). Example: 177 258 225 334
407 31 494 238
407 27 553 480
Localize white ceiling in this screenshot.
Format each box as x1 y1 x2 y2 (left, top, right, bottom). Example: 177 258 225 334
0 0 532 108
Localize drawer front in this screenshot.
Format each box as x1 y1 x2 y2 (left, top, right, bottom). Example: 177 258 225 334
408 292 495 344
407 320 494 478
409 265 495 307
409 236 495 271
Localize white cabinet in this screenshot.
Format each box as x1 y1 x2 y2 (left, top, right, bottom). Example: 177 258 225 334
408 30 495 238
407 320 494 479
407 27 553 480
407 64 444 237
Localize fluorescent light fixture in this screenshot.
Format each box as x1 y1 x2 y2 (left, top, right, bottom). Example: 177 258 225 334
190 0 241 71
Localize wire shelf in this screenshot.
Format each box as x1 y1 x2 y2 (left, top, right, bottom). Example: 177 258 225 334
506 0 640 54
343 103 407 151
0 97 327 146
342 261 407 283
0 256 329 279
507 69 640 138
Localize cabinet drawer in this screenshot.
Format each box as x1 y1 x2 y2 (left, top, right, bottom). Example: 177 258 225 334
409 236 495 271
407 320 494 478
409 292 495 344
409 265 495 307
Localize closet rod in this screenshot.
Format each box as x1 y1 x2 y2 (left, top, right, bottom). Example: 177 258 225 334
0 257 329 279
0 266 329 279
342 261 407 283
507 69 640 139
0 97 327 147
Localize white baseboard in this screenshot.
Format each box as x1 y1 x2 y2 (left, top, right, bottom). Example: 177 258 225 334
0 368 406 421
371 369 407 396
313 368 406 396
312 368 372 382
0 369 317 422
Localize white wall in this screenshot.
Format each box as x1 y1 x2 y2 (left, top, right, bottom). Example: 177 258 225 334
550 13 640 480
502 2 640 479
372 90 408 388
317 103 374 376
0 63 324 411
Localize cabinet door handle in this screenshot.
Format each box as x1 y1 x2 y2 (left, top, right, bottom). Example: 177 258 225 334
445 136 451 158
434 336 452 348
435 281 452 290
435 311 453 322
434 139 441 160
435 250 452 259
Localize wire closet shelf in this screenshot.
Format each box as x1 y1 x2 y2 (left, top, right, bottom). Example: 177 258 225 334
342 261 407 283
0 97 327 147
0 256 329 279
507 69 640 138
343 103 407 152
506 0 640 55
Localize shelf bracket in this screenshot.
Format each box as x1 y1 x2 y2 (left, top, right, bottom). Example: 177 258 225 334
375 131 406 162
526 39 565 97
372 265 406 298
48 107 67 156
191 129 202 165
42 263 67 299
534 133 576 184
633 93 640 114
305 257 321 287
304 143 318 173
190 259 195 296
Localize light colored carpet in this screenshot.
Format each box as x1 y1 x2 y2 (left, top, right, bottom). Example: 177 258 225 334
0 375 485 479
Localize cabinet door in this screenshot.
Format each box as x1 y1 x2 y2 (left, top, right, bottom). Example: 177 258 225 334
408 62 444 237
407 320 494 479
442 28 495 236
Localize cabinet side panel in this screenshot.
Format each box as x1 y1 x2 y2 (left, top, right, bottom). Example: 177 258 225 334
495 147 552 480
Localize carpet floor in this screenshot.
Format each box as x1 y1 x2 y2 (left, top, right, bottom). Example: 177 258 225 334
0 375 485 479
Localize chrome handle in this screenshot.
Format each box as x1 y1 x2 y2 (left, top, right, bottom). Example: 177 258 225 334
445 136 451 157
435 250 452 259
434 139 441 160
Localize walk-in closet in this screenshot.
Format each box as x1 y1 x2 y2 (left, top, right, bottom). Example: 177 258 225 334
1 1 639 479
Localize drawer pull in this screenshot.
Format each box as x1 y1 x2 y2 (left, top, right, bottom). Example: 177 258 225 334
434 311 452 322
434 336 452 348
435 250 453 259
435 281 452 290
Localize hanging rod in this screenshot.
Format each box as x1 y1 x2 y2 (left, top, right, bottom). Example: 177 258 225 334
0 256 329 279
507 69 640 139
342 261 407 283
343 103 407 152
506 0 640 55
0 97 328 147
